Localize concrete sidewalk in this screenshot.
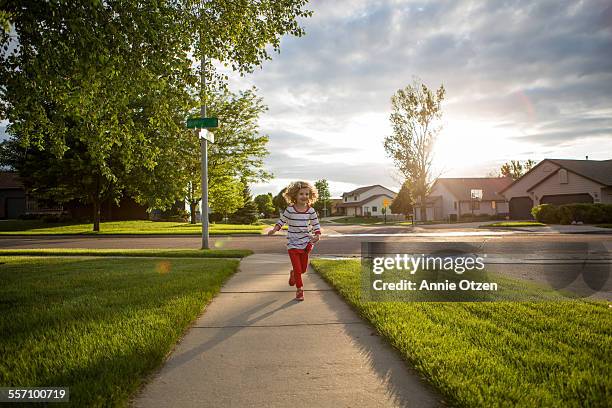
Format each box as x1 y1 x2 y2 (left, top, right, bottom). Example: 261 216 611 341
131 254 442 407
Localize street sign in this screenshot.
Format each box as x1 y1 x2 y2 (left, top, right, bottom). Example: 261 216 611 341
187 117 218 129
199 128 214 143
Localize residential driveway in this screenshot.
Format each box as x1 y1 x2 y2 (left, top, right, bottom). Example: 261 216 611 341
131 254 443 407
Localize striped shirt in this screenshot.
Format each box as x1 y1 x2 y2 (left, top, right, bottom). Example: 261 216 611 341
275 205 321 249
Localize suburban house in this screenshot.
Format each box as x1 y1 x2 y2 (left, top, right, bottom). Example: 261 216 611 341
330 198 343 216
335 185 397 217
413 177 513 222
500 158 612 219
0 171 148 220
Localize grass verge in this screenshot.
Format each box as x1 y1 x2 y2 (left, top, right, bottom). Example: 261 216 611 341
0 248 252 258
482 221 546 227
0 255 242 406
0 220 265 235
311 259 610 407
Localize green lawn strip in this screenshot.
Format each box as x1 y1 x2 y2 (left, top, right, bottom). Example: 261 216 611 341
332 217 386 224
595 224 612 228
0 248 252 258
0 256 241 407
0 220 265 235
482 221 546 227
310 259 611 407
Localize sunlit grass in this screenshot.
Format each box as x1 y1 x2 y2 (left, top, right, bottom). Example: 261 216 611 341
0 220 265 235
311 259 611 407
0 255 241 406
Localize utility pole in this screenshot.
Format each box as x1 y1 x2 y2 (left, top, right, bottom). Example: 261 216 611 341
200 37 209 250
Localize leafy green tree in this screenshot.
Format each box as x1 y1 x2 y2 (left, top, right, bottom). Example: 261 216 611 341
230 184 258 224
184 87 271 222
0 0 312 231
384 80 445 222
314 179 331 217
209 176 243 222
499 159 536 180
390 181 413 215
273 188 288 215
254 193 276 218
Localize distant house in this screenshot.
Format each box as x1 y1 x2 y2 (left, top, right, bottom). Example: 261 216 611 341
500 158 612 219
335 185 397 217
0 171 148 220
413 177 513 222
330 198 343 216
0 172 28 219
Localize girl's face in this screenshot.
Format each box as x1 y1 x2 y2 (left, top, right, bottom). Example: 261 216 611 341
297 187 310 205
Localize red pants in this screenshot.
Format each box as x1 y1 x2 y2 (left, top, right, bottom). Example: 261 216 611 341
288 243 313 288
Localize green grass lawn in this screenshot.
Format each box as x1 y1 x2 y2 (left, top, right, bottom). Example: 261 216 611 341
0 220 265 235
482 221 546 228
0 248 252 258
0 254 243 406
596 224 612 228
333 216 395 225
311 259 611 407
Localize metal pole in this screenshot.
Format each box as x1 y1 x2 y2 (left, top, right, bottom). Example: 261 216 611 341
200 37 209 249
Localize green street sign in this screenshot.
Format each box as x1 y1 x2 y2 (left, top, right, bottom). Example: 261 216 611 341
187 117 218 129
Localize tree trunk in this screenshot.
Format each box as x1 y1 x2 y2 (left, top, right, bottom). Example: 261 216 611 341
92 173 101 232
190 201 197 224
93 198 101 232
420 194 427 222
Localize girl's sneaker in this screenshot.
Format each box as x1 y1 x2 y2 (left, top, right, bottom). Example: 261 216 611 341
288 269 295 286
295 288 304 301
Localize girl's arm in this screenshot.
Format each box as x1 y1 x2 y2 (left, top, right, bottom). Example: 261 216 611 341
310 209 321 241
268 208 288 235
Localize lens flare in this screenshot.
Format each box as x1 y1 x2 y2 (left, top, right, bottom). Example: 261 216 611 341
156 260 171 274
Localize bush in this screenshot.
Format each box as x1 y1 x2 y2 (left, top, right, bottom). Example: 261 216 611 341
533 203 612 224
531 204 560 224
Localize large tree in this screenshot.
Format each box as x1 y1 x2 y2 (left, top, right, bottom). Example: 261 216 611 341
390 181 413 216
499 159 536 180
0 0 312 231
384 80 445 221
184 87 271 223
314 179 331 217
254 193 276 218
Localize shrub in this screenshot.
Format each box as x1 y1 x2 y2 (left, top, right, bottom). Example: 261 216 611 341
558 203 612 224
531 204 560 224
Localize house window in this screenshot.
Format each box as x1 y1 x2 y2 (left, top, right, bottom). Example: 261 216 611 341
354 196 357 201
471 201 480 210
453 201 457 210
344 197 347 202
372 206 377 212
559 169 568 184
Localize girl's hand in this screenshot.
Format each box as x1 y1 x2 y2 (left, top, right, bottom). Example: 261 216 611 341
310 234 320 244
267 228 277 236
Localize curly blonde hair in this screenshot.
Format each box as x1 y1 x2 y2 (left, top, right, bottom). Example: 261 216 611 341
282 180 319 205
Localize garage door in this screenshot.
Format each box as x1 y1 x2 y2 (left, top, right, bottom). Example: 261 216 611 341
540 193 593 206
509 196 534 220
6 197 26 219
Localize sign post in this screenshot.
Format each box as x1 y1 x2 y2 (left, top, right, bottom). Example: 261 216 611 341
191 45 219 250
382 198 390 224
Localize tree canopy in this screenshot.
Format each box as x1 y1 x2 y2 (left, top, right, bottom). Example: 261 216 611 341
0 0 312 230
384 80 445 221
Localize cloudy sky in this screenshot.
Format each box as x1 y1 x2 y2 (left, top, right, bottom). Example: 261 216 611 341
218 0 612 198
2 0 611 199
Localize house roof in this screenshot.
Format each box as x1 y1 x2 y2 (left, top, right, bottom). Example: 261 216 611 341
335 194 395 208
436 177 513 201
547 159 612 186
0 171 24 189
499 158 612 193
342 184 396 197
